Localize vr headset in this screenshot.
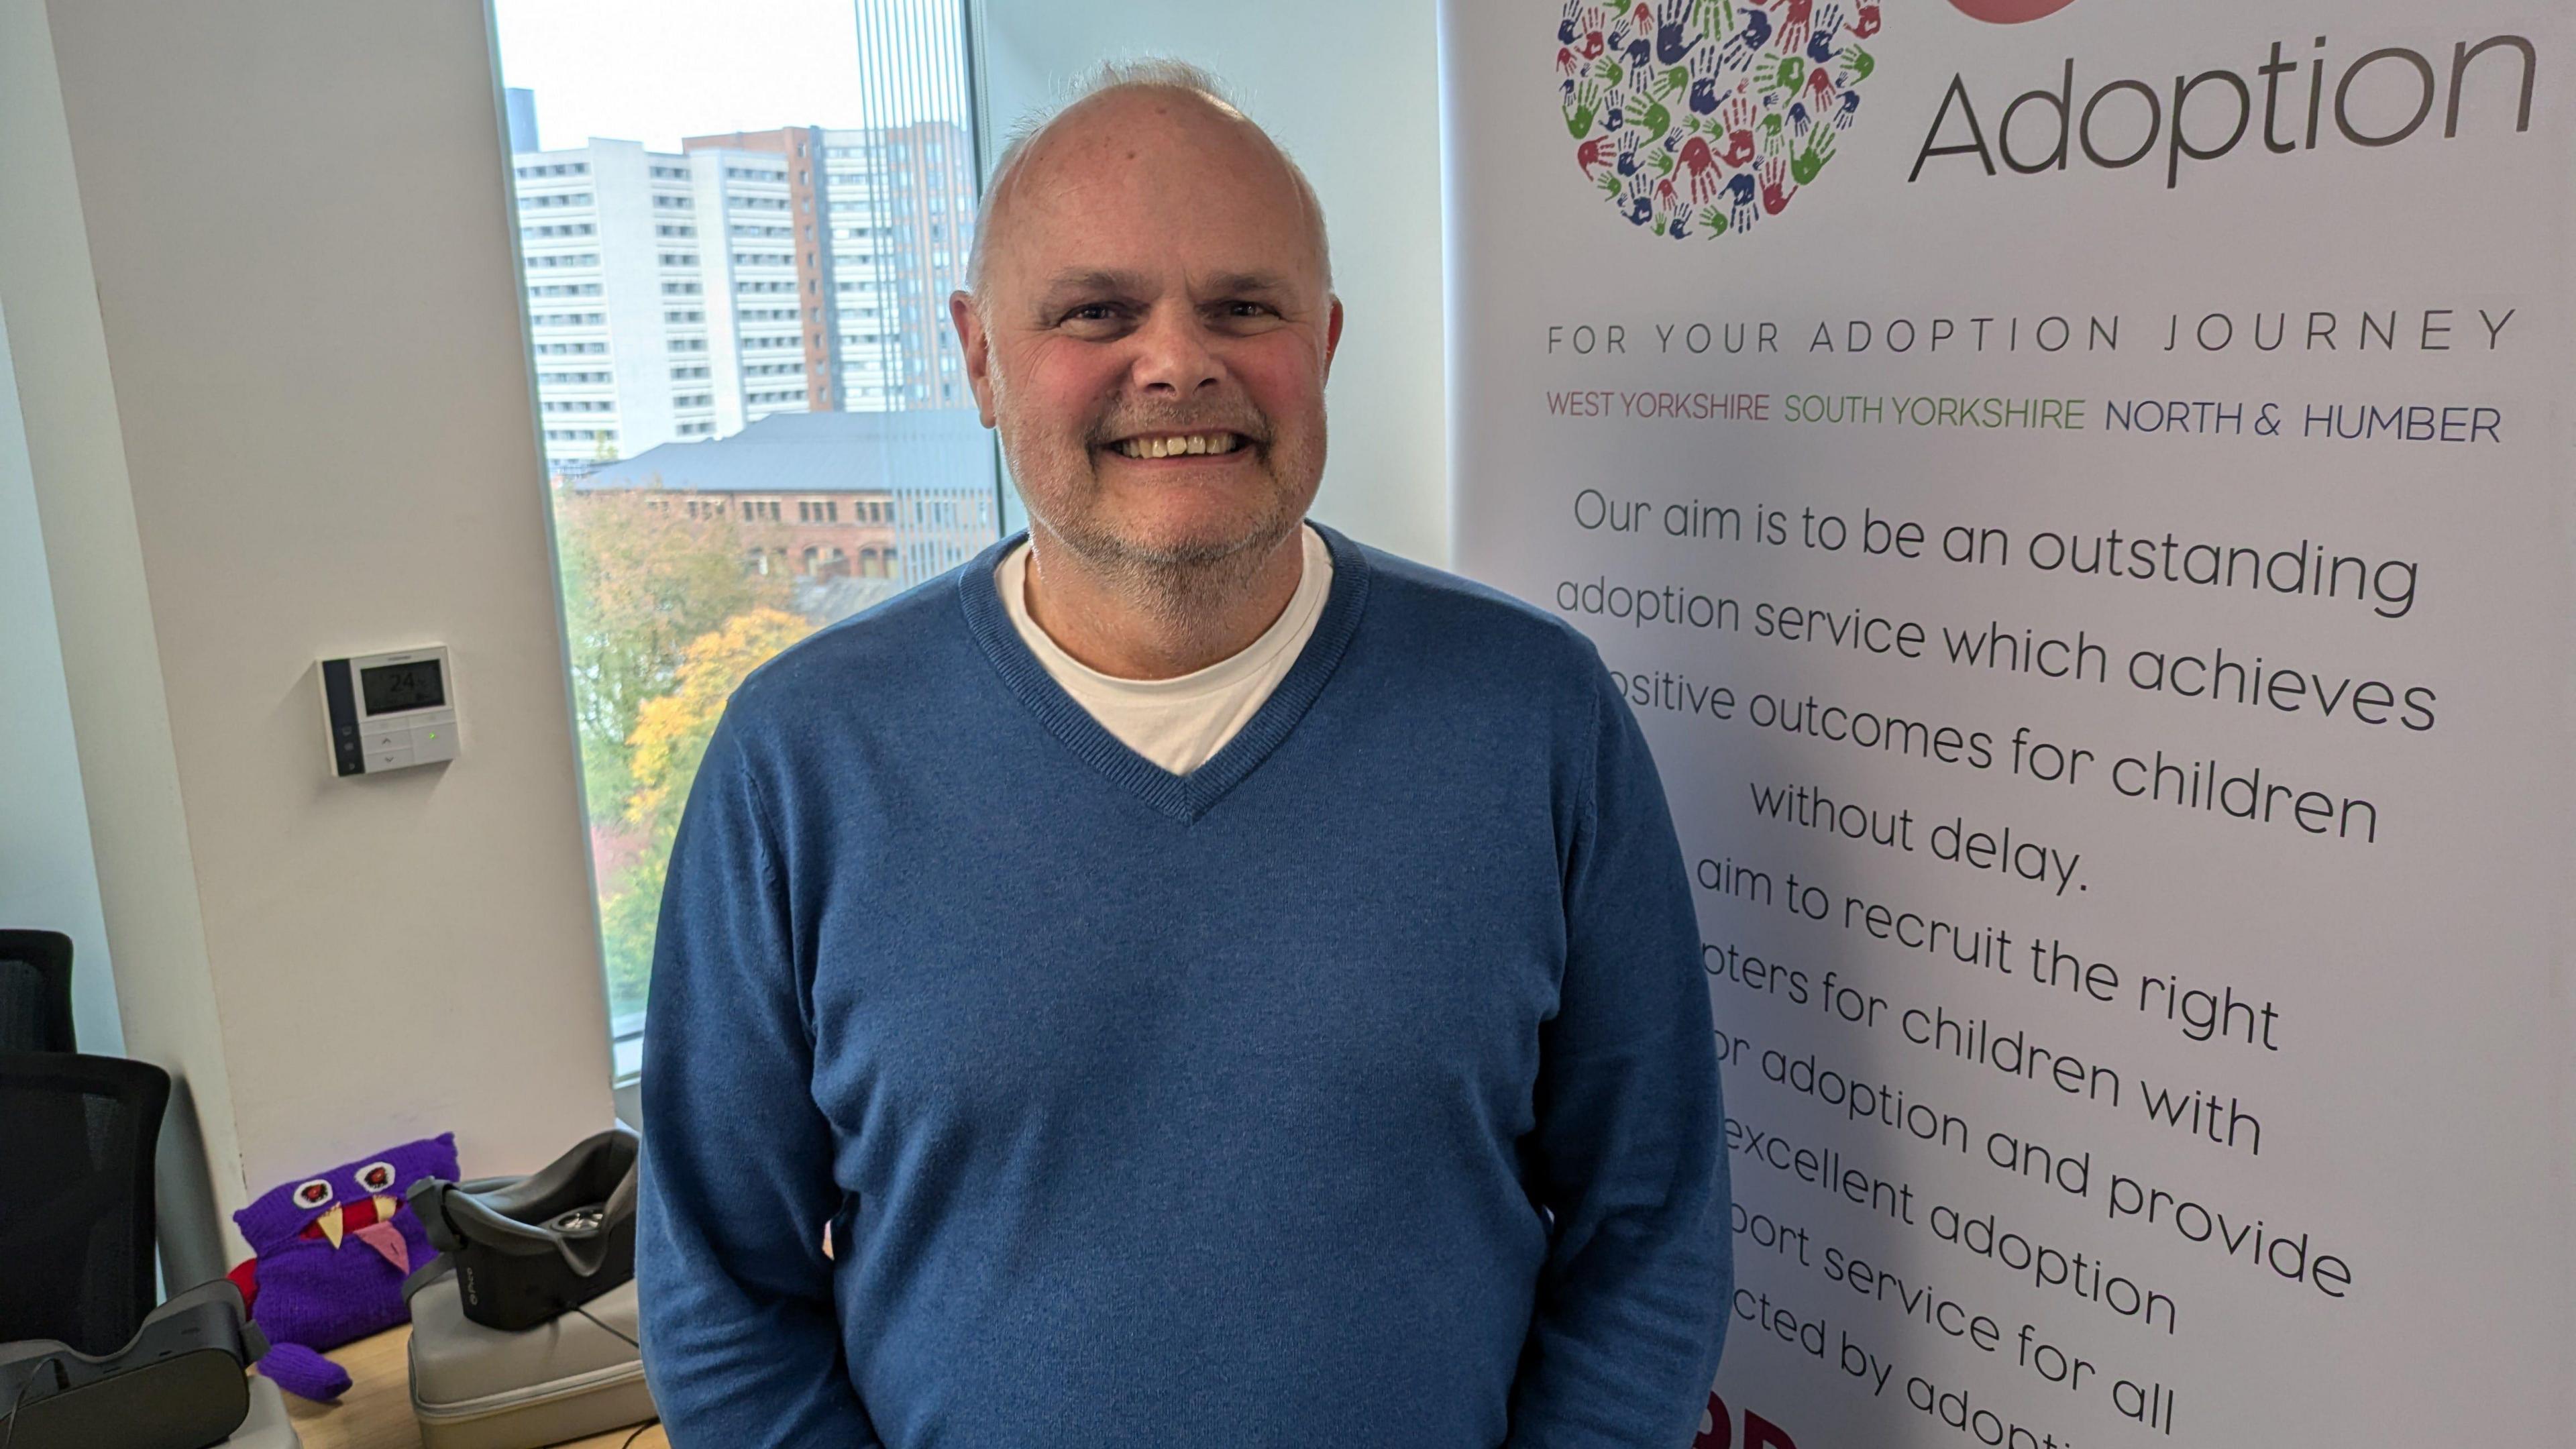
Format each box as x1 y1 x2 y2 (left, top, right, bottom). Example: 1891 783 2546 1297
407 1126 639 1332
0 1279 268 1449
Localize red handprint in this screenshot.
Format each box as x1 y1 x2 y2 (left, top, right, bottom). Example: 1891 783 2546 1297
1760 156 1796 215
1805 66 1837 106
1633 3 1653 25
1777 0 1815 52
1850 4 1881 39
1719 94 1758 168
1678 136 1724 202
1576 136 1614 176
1655 174 1679 211
1558 46 1579 76
1582 28 1607 59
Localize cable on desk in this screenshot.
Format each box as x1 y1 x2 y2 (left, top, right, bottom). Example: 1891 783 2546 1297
0 1355 66 1449
622 1417 663 1448
574 1300 640 1350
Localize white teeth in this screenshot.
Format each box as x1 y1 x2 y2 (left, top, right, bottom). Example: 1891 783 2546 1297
1118 433 1238 459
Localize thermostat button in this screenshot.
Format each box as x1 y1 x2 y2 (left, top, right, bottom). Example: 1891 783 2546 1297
365 747 415 772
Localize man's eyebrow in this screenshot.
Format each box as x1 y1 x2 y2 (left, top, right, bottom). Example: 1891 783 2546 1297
1200 271 1295 297
1035 269 1151 304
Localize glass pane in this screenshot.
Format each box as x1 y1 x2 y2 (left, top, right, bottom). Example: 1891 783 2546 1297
492 0 998 1066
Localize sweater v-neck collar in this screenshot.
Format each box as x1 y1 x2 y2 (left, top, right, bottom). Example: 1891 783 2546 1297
957 522 1372 823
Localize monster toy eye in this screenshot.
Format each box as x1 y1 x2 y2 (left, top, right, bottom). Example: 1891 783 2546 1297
293 1178 335 1210
355 1160 399 1194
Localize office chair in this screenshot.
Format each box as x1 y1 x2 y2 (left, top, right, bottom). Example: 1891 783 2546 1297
0 1053 170 1354
0 930 76 1054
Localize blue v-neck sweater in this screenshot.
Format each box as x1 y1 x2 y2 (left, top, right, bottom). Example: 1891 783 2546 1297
637 526 1730 1448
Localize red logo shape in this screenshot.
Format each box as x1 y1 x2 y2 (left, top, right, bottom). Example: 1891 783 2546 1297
1947 0 2080 21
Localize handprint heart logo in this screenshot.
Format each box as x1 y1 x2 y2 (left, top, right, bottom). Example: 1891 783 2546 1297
1558 0 1882 240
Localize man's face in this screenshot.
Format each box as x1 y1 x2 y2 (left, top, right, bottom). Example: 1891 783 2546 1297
952 93 1342 572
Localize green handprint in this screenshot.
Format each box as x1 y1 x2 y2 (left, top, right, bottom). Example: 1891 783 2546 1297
1840 46 1875 83
1565 79 1601 139
1699 204 1730 237
1596 57 1625 87
1639 96 1673 142
1764 54 1807 94
1650 149 1676 178
1760 111 1786 153
1597 170 1626 197
1792 127 1837 185
1700 0 1735 38
1653 64 1690 100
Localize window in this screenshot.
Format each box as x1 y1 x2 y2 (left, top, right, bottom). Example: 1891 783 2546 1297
499 0 999 1080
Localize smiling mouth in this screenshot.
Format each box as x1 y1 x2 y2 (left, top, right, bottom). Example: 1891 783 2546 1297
1109 431 1251 460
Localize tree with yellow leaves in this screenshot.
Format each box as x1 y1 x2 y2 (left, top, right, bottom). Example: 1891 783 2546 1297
598 606 815 1008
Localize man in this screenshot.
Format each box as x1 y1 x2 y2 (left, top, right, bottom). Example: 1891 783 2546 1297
637 60 1730 1448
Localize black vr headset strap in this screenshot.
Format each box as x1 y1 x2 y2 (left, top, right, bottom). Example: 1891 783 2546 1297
400 1256 457 1307
406 1177 461 1253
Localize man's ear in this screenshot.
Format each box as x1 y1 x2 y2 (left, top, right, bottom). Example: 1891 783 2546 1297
1322 296 1345 380
950 290 998 426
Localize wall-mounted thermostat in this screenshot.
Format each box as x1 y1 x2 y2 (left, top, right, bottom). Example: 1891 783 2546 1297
321 647 459 777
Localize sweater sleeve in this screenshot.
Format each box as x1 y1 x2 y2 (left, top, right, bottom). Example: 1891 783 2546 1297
1506 668 1733 1448
635 714 881 1446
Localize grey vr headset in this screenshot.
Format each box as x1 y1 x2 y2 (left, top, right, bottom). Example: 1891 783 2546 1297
406 1126 639 1332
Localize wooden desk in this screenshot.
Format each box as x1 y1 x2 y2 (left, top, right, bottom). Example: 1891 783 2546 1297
269 1324 665 1449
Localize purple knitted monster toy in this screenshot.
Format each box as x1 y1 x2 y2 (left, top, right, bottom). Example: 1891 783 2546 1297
225 1133 458 1401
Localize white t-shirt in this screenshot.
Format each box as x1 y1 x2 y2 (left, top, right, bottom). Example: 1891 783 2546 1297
998 524 1334 775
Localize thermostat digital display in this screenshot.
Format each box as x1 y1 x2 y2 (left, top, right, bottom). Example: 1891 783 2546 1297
361 659 446 715
321 646 459 777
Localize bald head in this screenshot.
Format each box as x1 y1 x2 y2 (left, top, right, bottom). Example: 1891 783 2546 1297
967 60 1332 300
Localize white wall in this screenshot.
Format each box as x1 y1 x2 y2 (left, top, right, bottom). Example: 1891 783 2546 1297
0 299 123 1057
0 0 616 1278
976 0 1450 568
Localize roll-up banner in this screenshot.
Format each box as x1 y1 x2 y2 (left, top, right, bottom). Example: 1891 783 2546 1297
1440 1 2573 1443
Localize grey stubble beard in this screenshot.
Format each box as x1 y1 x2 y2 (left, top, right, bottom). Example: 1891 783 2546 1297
997 397 1320 638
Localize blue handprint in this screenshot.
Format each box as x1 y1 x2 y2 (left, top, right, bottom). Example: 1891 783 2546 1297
1833 89 1862 129
1719 9 1771 70
1616 127 1641 176
1724 170 1759 231
1686 54 1725 117
1605 99 1625 132
1806 5 1843 64
1669 206 1693 239
1788 101 1811 136
1560 0 1584 46
1625 181 1656 227
1656 0 1698 65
